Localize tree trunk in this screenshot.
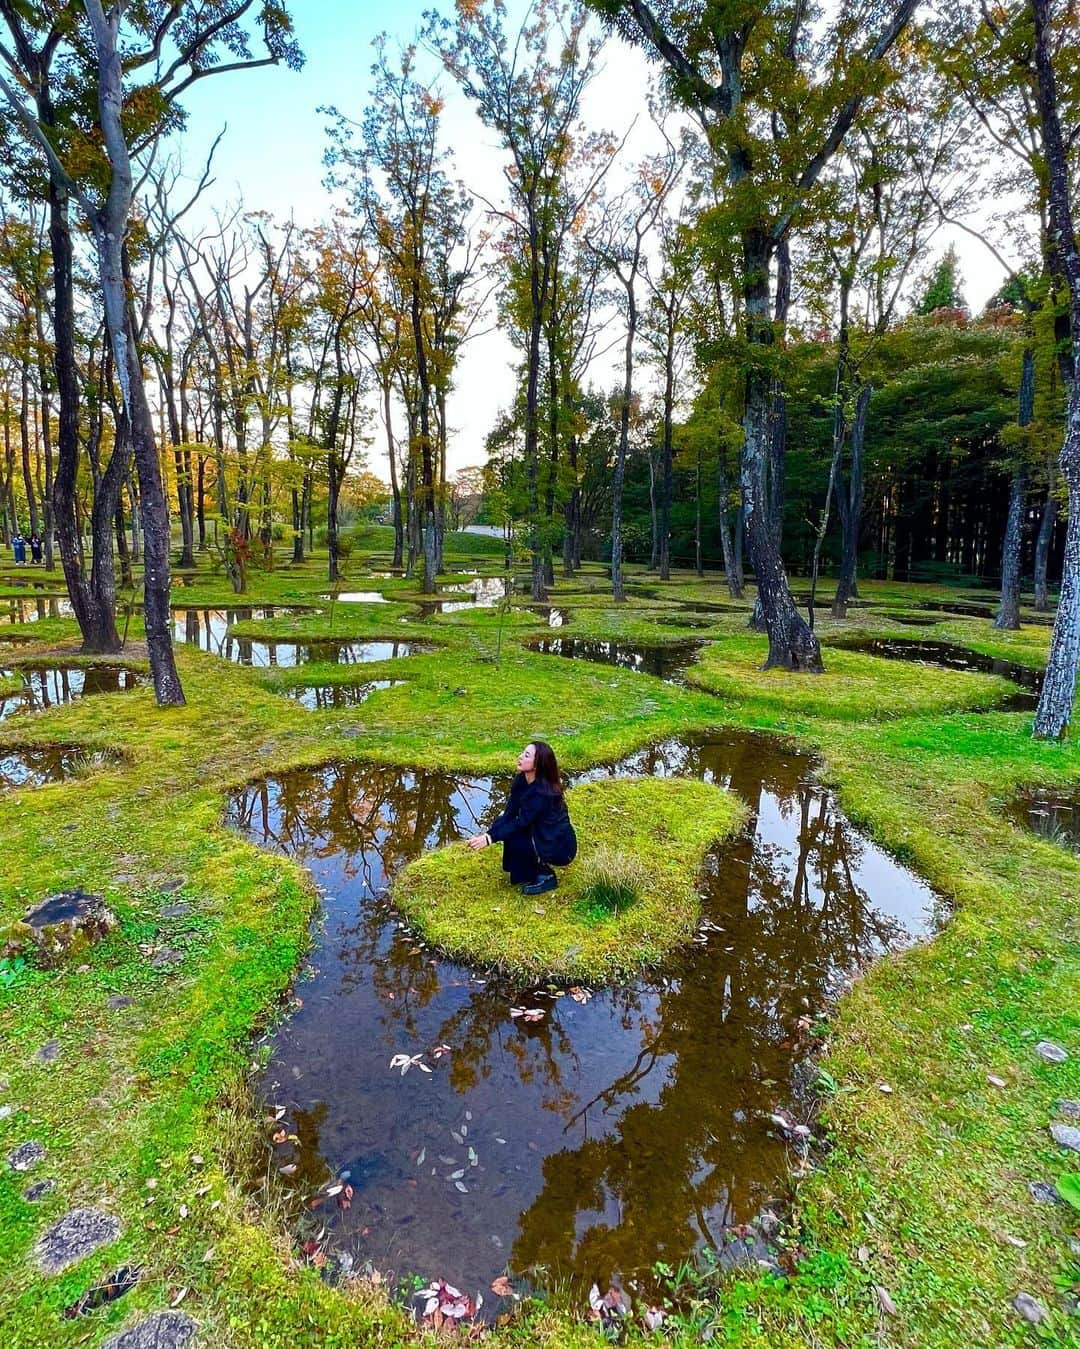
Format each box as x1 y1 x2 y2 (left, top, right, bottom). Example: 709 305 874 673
1031 0 1080 737
994 347 1034 630
833 383 871 618
1034 469 1057 611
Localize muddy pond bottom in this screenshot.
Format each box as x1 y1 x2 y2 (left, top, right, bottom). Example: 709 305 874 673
227 731 940 1307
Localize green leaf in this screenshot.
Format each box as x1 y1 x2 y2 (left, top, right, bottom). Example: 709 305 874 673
1056 1173 1080 1210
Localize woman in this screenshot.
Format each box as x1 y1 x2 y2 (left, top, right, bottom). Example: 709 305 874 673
468 741 577 895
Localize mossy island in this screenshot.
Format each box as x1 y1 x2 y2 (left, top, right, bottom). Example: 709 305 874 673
394 776 747 982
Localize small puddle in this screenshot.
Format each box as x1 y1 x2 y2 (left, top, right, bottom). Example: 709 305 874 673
226 731 939 1306
285 681 406 711
0 744 114 790
526 637 703 683
916 598 1054 626
2 597 74 623
830 638 1041 709
323 592 390 604
1008 787 1080 852
0 666 141 721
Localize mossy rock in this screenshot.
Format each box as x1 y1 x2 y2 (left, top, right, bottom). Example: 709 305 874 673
393 776 747 982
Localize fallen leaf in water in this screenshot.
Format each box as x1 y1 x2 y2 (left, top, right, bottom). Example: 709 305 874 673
433 1044 452 1058
278 1163 297 1176
416 1148 426 1166
454 1181 469 1193
451 1130 464 1145
491 1275 514 1297
568 986 592 1003
468 1147 478 1166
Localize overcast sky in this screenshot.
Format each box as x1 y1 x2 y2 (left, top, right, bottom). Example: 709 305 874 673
174 1 1008 480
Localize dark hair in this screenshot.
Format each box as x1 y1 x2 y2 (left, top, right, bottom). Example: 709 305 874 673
530 741 564 796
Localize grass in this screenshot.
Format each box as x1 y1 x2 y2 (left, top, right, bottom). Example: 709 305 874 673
0 556 1078 1346
393 776 747 981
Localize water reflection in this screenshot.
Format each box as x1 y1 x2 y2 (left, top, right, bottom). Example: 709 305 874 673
0 744 112 790
226 731 936 1301
173 609 430 667
0 665 141 721
527 637 703 683
285 681 406 711
1 596 74 623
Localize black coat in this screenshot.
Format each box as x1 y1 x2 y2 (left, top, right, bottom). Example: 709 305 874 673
489 773 577 865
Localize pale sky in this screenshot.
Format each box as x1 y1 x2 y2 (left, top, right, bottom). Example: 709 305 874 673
173 1 1007 480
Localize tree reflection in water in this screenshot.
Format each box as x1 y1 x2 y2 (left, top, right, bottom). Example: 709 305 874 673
226 732 935 1300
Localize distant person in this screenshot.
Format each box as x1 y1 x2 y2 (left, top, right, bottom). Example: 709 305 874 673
29 533 42 564
468 740 577 895
12 531 25 565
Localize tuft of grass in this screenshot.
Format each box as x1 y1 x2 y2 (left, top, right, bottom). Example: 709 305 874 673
574 844 650 920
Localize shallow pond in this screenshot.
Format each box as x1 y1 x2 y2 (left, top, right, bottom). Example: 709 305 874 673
0 744 113 790
829 638 1042 709
226 731 939 1307
2 596 74 623
285 680 406 711
322 592 390 604
172 610 431 668
1008 787 1080 852
0 666 141 721
526 637 703 683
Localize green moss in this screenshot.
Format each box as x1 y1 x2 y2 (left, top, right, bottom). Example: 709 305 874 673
394 776 746 981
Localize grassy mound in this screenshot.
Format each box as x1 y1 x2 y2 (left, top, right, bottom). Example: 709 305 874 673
393 775 746 981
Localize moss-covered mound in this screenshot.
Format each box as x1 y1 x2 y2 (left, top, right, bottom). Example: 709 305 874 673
393 776 747 982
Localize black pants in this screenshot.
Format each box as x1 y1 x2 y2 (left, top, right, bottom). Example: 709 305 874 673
501 832 574 885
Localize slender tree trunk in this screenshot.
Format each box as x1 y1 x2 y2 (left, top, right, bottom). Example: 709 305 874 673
1031 0 1080 737
115 489 132 590
384 381 404 569
833 383 871 617
659 335 675 581
1034 469 1057 611
196 455 207 550
741 231 822 670
995 347 1035 630
717 455 738 592
648 451 658 570
19 361 39 537
611 271 638 603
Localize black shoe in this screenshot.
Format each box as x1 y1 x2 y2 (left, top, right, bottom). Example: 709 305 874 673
521 872 557 896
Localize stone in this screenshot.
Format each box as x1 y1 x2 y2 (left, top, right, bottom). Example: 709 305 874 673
159 878 186 894
23 1178 56 1202
1013 1292 1048 1325
1056 1099 1080 1120
1050 1123 1080 1152
108 995 135 1010
4 890 117 969
1028 1181 1060 1204
35 1208 121 1274
159 903 191 919
35 1040 60 1065
102 1311 196 1349
8 1140 45 1171
1035 1041 1068 1064
149 948 183 969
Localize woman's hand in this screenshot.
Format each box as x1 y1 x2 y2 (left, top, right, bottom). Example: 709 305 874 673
467 832 490 851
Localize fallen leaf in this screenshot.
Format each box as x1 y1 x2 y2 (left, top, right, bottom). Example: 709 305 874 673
491 1275 514 1297
874 1285 898 1316
877 1082 893 1095
987 1074 1007 1088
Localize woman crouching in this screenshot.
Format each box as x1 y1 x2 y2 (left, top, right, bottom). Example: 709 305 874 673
468 741 577 895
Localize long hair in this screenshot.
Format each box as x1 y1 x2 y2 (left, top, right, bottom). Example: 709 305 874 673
531 741 564 796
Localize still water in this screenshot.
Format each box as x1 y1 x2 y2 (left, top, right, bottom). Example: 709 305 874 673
226 731 939 1304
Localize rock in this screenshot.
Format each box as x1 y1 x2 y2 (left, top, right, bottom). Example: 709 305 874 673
3 890 117 969
8 1140 46 1171
149 948 183 969
35 1208 121 1273
1013 1292 1048 1325
108 995 135 1010
23 1178 56 1202
102 1311 197 1349
35 1040 60 1065
1035 1041 1068 1064
1056 1099 1080 1120
159 903 190 919
1028 1181 1060 1204
159 879 186 894
1050 1123 1080 1153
